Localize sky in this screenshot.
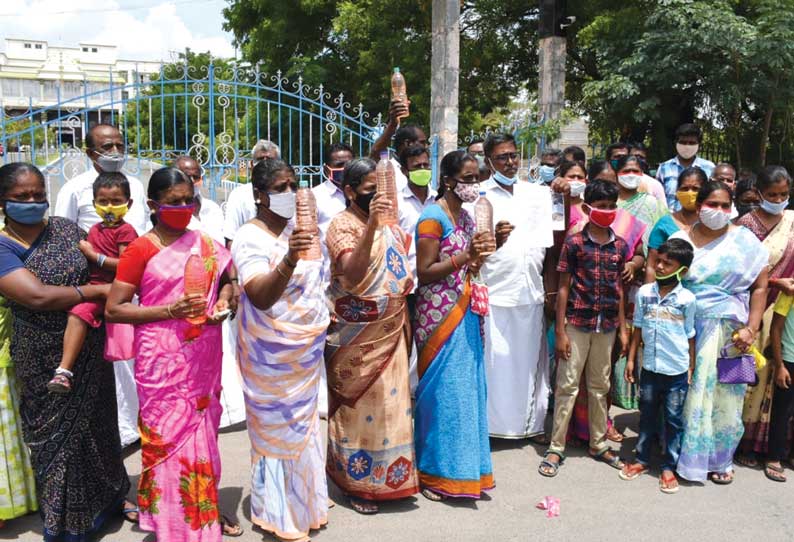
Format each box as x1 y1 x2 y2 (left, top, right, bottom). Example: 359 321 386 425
0 0 236 62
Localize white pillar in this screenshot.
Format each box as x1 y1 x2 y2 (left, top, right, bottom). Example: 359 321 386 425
537 36 566 122
430 0 460 157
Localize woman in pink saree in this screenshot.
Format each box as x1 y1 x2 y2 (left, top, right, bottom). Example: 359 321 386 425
107 168 238 541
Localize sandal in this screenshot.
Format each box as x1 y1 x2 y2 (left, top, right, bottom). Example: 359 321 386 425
350 497 378 515
421 488 445 502
538 450 564 478
590 448 624 470
709 471 734 485
121 500 139 523
659 470 679 494
221 514 243 537
529 434 550 445
47 373 72 394
606 426 625 443
619 462 648 481
734 454 759 469
764 462 787 483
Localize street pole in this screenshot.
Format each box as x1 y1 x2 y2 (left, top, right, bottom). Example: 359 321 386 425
430 0 460 158
538 0 568 147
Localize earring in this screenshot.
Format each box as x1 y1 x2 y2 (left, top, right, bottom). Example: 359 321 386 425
255 199 261 205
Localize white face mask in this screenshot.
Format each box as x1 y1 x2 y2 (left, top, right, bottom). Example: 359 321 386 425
568 181 586 198
676 143 699 160
96 152 126 173
699 206 731 230
268 192 296 219
617 174 642 190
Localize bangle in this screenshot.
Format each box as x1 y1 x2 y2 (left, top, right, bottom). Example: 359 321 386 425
450 254 460 271
97 254 107 268
276 264 291 279
283 255 297 268
166 304 175 319
74 285 86 302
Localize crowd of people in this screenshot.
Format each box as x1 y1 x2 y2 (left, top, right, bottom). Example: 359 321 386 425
1 110 794 542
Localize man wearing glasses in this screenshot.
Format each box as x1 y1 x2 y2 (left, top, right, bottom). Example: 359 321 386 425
475 133 554 443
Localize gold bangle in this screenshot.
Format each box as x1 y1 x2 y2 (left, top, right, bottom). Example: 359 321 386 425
283 255 297 268
166 304 175 319
276 264 291 279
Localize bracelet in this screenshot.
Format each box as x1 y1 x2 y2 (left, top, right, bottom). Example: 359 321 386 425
450 254 460 271
74 285 86 302
276 264 291 279
97 254 107 268
283 255 297 268
166 304 175 319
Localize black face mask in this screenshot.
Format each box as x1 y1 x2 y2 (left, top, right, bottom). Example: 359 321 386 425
656 274 680 287
736 202 759 217
354 191 375 214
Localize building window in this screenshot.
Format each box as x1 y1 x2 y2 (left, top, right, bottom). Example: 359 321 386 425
24 43 32 49
35 44 43 49
91 48 98 53
82 47 88 52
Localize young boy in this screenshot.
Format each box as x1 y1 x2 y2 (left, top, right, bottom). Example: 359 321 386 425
538 179 631 477
47 172 138 393
619 238 696 493
765 290 794 482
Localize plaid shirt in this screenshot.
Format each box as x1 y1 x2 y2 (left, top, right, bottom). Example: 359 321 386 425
655 155 715 211
557 225 629 332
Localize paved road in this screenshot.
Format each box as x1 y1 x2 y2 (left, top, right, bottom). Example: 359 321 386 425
7 408 794 542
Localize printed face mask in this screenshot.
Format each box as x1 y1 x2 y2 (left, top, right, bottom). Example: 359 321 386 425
94 202 129 225
268 192 296 219
3 200 49 225
699 206 731 230
453 181 480 203
328 167 345 186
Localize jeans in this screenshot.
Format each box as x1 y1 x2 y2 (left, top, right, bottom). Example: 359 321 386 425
768 360 794 462
636 369 689 471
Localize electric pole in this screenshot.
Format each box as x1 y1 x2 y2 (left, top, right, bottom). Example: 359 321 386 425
430 0 460 157
538 0 570 125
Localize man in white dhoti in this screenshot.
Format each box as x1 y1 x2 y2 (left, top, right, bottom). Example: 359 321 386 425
479 133 554 439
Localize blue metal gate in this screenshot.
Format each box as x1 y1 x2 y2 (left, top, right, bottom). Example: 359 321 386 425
0 59 385 199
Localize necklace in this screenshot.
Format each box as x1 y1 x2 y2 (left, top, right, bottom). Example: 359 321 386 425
3 221 37 246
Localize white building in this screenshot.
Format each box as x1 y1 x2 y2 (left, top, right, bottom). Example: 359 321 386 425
0 38 161 145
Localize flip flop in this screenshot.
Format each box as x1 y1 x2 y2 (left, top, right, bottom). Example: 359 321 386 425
659 471 680 494
619 462 648 481
421 488 445 502
764 463 787 483
590 449 624 470
121 501 139 524
350 497 378 515
538 451 564 478
221 514 243 537
709 472 734 485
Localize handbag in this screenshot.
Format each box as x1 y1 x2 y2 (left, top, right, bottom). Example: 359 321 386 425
716 343 758 385
104 322 135 362
469 274 489 317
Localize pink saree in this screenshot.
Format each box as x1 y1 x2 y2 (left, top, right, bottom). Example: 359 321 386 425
134 230 231 542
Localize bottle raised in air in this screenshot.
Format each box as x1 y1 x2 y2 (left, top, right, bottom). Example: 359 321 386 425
474 191 495 256
296 180 322 260
391 67 409 121
184 247 207 325
376 151 399 226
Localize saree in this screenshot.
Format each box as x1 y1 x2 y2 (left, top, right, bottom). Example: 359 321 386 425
233 222 329 539
0 297 37 521
674 227 769 481
413 205 493 498
325 209 419 501
8 217 129 540
738 210 794 455
618 191 668 253
134 230 231 542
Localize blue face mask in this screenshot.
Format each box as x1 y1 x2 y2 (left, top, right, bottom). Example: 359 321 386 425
759 197 789 216
610 159 619 170
492 170 517 186
538 165 556 184
4 200 49 225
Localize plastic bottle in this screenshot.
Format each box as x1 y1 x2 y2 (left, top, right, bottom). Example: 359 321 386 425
376 151 399 226
474 191 495 256
551 191 565 231
391 67 409 121
184 247 207 325
296 180 322 260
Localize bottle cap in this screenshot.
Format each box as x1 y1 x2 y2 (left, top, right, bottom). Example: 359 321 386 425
479 191 486 196
380 151 389 159
394 67 400 73
190 247 200 255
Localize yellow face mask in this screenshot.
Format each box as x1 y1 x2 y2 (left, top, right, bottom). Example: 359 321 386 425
676 190 698 211
94 202 129 225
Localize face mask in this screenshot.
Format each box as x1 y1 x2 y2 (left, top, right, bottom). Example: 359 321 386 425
453 181 480 203
610 159 619 170
676 143 698 160
699 206 731 230
736 202 759 216
617 173 642 190
96 152 126 173
475 155 486 168
655 266 688 287
3 200 49 225
157 203 195 231
759 196 789 216
539 165 556 184
268 192 296 219
409 169 432 187
585 204 617 228
94 202 129 225
328 167 345 187
354 191 375 214
492 170 517 186
676 190 698 211
569 181 586 198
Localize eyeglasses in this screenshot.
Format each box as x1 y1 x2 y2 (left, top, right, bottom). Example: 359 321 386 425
453 174 479 184
492 152 518 163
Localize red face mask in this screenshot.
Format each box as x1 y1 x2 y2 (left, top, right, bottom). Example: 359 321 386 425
157 203 195 231
587 205 617 228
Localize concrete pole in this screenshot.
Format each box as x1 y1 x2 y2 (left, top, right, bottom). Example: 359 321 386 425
430 0 460 157
537 36 566 123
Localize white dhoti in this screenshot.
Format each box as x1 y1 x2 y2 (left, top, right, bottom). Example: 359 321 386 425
219 317 247 428
114 359 140 447
484 303 550 438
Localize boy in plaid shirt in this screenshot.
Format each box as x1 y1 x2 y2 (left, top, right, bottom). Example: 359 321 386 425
539 180 635 477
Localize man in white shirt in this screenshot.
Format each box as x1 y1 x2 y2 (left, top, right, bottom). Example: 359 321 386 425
53 123 147 447
222 139 280 246
479 133 554 440
369 98 428 189
397 145 437 393
314 143 354 244
54 123 149 235
174 156 225 244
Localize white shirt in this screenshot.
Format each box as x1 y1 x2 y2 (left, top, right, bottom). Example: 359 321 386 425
313 179 347 240
222 183 256 242
54 167 149 235
472 179 554 306
188 196 225 245
391 157 409 190
398 182 437 291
